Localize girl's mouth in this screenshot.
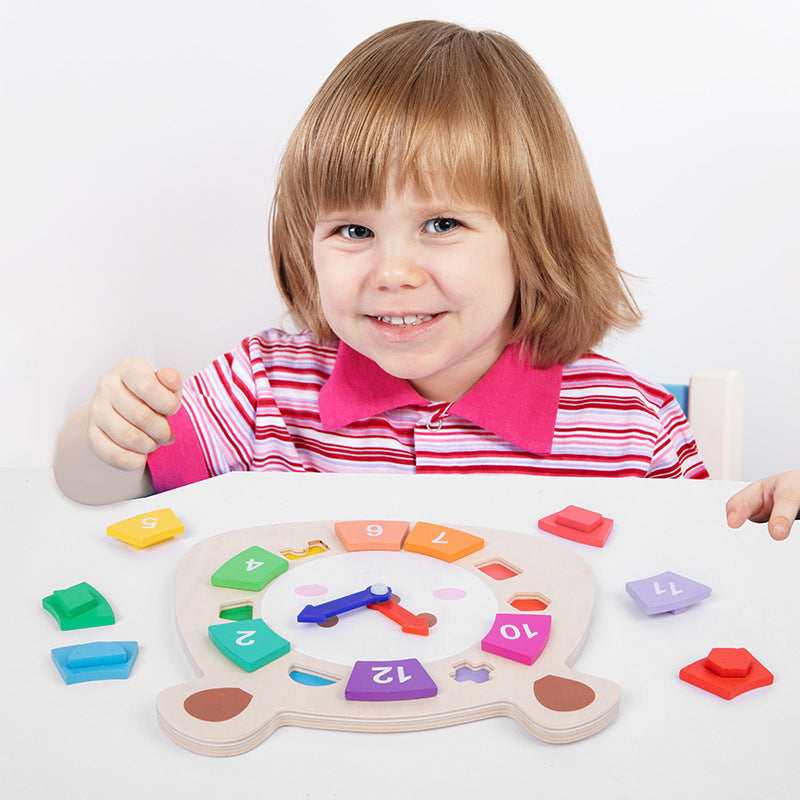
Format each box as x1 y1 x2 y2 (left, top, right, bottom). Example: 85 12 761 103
373 313 437 326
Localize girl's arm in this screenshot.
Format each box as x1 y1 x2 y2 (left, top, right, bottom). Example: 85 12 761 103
726 471 800 540
53 359 182 505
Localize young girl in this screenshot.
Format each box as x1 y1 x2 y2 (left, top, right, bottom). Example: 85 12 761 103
54 20 709 506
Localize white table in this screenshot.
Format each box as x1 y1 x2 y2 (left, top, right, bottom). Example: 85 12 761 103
3 469 797 799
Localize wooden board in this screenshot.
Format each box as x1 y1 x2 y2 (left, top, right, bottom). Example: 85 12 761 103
156 520 621 755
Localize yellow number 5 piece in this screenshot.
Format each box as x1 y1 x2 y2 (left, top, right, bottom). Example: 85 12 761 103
107 508 184 549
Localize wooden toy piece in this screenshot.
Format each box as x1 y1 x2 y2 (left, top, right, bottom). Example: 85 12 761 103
625 571 711 615
297 583 392 624
403 521 485 562
106 508 184 549
705 648 754 678
367 597 430 636
679 648 773 700
211 546 288 591
208 620 290 672
537 505 614 547
335 520 410 551
42 581 115 630
481 613 551 665
345 659 438 701
156 519 621 755
51 641 138 684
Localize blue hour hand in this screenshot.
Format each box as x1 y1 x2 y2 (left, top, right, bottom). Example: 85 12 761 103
297 583 392 624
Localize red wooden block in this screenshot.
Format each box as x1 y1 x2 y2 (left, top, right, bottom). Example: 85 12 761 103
679 648 773 700
538 506 613 547
706 648 753 678
556 506 602 532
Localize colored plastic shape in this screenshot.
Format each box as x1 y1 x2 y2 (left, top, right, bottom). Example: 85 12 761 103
51 641 138 684
626 571 711 615
345 658 438 701
106 508 184 549
453 664 492 684
211 546 288 592
289 670 337 687
281 540 329 560
481 613 552 665
510 594 550 612
42 582 115 630
334 520 410 552
208 619 290 672
403 522 484 562
297 583 392 624
537 505 613 547
367 597 429 635
679 648 773 700
706 647 754 678
476 559 521 580
219 604 254 622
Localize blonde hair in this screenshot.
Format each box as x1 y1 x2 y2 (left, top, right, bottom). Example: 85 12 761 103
270 20 640 367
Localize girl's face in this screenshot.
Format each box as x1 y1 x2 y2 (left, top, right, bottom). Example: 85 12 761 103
312 182 517 403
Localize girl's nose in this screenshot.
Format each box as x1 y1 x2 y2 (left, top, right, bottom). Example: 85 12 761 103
370 248 427 290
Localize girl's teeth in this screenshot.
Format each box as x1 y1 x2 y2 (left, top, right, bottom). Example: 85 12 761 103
378 314 433 326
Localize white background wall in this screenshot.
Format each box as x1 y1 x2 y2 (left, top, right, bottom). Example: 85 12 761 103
1 0 797 480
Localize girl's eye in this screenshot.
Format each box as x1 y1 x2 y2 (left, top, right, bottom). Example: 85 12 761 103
338 224 373 240
425 218 460 234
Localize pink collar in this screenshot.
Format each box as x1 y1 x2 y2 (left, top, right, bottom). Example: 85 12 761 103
318 342 563 455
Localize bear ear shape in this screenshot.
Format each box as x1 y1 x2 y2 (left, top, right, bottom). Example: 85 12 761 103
183 687 253 722
534 675 596 712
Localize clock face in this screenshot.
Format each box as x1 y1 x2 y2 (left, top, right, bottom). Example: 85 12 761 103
261 550 498 664
156 519 621 756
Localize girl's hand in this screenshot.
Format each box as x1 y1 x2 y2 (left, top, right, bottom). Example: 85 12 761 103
87 358 183 470
726 471 800 540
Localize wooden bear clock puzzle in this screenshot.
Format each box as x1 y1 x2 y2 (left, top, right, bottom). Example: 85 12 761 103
156 520 621 755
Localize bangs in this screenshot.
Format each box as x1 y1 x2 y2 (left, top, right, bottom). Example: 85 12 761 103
295 24 522 216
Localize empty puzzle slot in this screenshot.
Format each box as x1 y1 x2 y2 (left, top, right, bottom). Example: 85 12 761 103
451 661 494 684
280 540 330 560
218 602 254 621
509 592 550 612
475 558 522 581
289 665 341 687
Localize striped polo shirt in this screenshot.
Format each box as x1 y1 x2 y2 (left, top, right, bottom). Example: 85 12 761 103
147 328 709 492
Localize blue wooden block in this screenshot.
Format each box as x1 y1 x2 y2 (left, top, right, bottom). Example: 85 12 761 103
52 641 138 684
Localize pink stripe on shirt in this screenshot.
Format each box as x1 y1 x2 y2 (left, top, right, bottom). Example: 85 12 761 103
147 329 709 492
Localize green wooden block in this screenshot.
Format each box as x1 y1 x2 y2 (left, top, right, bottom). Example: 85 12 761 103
208 619 290 672
42 582 115 630
53 583 96 618
210 546 288 591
